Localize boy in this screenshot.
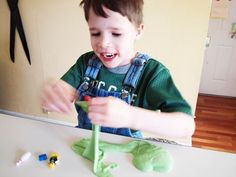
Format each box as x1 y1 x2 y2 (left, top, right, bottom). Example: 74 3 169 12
41 0 195 138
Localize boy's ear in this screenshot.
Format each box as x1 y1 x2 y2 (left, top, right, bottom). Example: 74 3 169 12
135 23 144 40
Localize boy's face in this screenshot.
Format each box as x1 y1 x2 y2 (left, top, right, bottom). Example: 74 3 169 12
88 7 143 68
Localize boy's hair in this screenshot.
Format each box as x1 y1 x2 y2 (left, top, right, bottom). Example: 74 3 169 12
80 0 144 27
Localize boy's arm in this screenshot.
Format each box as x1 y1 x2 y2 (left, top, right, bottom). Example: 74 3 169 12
88 96 195 138
130 106 195 138
41 79 78 114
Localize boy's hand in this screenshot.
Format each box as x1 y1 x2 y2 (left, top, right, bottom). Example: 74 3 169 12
41 79 77 114
87 96 133 128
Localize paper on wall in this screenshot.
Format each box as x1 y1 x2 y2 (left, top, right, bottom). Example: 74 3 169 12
210 0 230 19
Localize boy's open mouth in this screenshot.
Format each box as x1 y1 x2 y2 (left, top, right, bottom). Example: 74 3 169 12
101 53 117 61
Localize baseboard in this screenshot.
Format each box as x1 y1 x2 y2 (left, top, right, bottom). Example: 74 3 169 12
198 93 236 99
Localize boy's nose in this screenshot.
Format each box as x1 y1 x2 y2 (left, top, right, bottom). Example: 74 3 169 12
98 35 111 48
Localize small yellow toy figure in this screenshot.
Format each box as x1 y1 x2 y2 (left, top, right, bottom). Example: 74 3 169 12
48 153 60 169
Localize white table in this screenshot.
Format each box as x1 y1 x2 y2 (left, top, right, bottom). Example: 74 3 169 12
0 113 236 177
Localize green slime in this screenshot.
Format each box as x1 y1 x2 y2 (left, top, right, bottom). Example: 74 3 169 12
75 100 89 112
74 100 173 176
72 139 173 177
76 100 100 173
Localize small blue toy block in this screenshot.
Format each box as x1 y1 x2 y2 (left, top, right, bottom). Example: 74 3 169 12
39 153 48 161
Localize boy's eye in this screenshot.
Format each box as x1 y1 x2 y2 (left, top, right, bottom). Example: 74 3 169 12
112 33 122 37
91 32 100 36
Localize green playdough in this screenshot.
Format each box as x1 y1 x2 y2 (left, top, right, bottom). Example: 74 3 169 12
75 100 100 173
74 99 173 176
75 100 89 112
72 139 173 177
82 124 100 173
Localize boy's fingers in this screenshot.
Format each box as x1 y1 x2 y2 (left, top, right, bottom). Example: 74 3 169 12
44 104 61 113
53 84 72 110
88 112 105 125
41 84 72 113
90 96 113 105
88 105 106 114
43 102 71 114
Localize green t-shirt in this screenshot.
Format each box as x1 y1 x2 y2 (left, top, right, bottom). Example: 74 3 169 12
61 51 192 115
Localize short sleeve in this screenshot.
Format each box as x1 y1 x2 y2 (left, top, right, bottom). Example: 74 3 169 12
146 68 192 116
61 52 93 89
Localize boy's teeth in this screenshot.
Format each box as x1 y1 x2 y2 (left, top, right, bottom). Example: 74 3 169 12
104 53 113 58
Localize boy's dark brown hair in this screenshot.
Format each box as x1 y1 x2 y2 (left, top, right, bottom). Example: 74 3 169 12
80 0 144 27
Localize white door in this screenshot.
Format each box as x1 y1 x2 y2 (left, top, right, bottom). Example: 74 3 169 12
199 0 236 97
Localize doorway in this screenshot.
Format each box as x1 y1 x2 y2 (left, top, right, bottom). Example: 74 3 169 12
193 0 236 153
199 0 236 97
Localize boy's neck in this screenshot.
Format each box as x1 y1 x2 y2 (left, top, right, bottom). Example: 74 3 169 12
106 63 131 74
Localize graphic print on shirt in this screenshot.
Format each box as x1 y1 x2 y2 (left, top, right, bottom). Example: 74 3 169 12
90 79 137 104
